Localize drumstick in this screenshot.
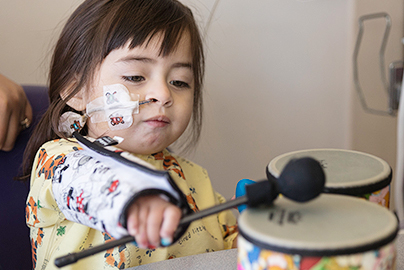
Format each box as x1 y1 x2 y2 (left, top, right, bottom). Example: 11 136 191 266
54 197 249 268
54 157 325 268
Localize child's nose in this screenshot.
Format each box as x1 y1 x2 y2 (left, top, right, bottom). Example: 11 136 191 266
144 82 173 107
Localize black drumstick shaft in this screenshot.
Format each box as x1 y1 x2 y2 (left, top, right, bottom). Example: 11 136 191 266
179 196 247 224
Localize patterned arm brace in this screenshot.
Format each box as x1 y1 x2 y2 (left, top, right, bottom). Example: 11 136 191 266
52 132 191 239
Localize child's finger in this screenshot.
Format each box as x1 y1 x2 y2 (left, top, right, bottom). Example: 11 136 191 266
146 207 164 248
126 203 139 236
160 205 182 246
136 204 150 248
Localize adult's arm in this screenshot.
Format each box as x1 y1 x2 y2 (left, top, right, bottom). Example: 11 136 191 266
0 74 32 151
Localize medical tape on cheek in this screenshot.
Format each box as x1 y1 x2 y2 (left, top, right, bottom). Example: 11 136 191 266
86 84 140 130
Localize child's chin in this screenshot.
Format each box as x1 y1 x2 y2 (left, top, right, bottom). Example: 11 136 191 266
119 142 166 155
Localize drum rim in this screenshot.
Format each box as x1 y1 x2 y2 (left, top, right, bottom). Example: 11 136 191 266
323 170 391 195
238 227 398 257
267 170 392 195
268 148 391 194
238 195 399 257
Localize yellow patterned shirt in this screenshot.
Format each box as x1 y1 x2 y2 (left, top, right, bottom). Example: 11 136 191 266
26 138 238 269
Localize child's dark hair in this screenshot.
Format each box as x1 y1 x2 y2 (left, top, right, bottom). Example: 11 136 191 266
22 0 204 181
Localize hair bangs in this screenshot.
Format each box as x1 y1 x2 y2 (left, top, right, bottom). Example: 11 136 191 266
102 0 192 59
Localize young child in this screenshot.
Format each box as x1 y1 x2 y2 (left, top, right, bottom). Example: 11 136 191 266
23 0 238 269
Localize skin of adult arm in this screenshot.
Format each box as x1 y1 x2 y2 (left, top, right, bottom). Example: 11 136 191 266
0 74 32 151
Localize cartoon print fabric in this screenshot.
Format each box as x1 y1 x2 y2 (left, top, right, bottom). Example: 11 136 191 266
366 185 390 208
51 138 185 239
26 138 238 269
237 235 396 270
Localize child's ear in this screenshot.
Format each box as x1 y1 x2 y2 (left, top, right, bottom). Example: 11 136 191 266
60 87 87 111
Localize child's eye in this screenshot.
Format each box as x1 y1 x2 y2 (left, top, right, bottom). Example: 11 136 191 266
170 80 190 89
123 76 145 83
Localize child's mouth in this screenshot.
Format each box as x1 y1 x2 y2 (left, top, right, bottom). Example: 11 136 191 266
145 116 170 127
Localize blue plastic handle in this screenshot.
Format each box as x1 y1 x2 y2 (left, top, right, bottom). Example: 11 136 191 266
235 179 256 213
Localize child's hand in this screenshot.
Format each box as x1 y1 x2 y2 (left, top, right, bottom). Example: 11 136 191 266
126 195 182 249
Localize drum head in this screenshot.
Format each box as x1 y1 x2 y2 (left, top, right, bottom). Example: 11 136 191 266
267 149 391 195
238 194 398 256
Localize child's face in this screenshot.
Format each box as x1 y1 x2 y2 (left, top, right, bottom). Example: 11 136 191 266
86 33 194 155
